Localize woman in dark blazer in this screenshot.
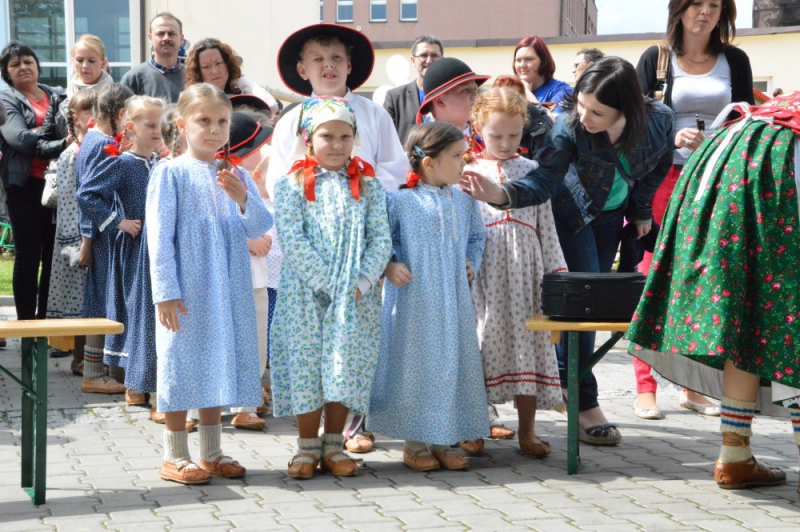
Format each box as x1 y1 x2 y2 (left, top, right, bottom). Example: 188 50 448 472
0 40 68 321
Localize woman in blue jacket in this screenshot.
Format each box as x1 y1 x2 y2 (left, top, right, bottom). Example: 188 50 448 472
463 56 675 446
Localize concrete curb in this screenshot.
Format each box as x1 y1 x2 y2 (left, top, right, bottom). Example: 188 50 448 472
0 295 13 306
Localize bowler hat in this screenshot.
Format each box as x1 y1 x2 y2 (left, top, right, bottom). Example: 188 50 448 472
229 94 271 113
277 23 374 96
417 58 490 123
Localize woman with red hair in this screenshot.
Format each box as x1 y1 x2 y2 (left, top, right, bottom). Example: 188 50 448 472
513 36 572 114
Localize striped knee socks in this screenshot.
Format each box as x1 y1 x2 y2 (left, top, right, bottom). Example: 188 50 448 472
718 397 755 463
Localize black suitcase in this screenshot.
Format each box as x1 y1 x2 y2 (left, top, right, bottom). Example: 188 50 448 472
541 272 646 321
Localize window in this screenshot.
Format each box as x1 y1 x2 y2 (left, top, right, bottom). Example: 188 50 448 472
320 0 324 22
337 0 353 23
370 0 387 22
400 0 418 21
3 0 136 88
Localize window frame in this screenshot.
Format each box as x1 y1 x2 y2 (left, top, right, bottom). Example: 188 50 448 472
400 0 418 22
337 0 354 23
370 0 387 22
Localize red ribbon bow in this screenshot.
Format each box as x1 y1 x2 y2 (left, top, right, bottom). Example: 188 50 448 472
290 156 374 202
103 132 125 157
214 152 243 169
406 169 421 188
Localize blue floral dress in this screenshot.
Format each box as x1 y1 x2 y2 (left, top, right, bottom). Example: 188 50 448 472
367 184 490 445
146 156 273 412
76 130 118 324
80 151 159 392
270 168 391 418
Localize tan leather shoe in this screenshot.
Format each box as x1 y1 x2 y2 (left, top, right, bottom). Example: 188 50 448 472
432 448 470 471
231 413 266 431
519 435 551 458
82 376 125 394
460 439 485 457
287 453 320 479
150 408 166 424
199 456 246 478
185 419 197 433
489 424 516 440
403 447 440 472
344 433 373 453
320 451 359 477
159 460 211 485
715 458 786 489
125 389 148 405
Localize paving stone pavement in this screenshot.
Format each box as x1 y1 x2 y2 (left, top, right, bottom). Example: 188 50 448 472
1 305 799 531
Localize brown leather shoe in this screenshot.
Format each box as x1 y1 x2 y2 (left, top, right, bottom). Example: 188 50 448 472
199 456 246 478
519 435 551 458
82 376 126 394
489 424 516 440
433 448 470 470
344 433 373 453
185 420 197 433
231 413 266 431
460 439 485 457
71 359 84 376
287 453 320 479
714 458 786 489
125 389 148 405
320 451 359 476
150 408 166 424
403 447 440 472
159 460 211 485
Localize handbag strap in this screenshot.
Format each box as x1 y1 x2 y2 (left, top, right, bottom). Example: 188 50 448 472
655 44 670 83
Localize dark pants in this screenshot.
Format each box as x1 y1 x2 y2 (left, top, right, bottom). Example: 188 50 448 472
554 207 624 412
5 178 56 320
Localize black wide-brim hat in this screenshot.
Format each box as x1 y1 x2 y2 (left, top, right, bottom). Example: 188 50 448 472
416 58 490 123
220 111 274 160
277 23 374 96
229 94 271 113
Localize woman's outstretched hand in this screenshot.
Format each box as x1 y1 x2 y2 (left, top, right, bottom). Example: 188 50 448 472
460 170 507 205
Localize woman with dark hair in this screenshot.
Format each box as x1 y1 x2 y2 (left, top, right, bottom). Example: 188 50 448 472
0 40 68 322
632 0 753 420
512 36 573 114
184 38 278 114
463 57 675 446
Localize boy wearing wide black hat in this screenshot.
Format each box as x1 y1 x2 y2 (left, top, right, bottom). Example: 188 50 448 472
265 24 408 199
415 57 489 131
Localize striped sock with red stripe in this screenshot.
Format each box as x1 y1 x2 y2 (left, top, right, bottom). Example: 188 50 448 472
790 410 800 446
719 397 755 464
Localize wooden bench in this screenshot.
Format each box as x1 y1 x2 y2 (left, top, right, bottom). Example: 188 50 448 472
526 315 629 475
0 318 123 505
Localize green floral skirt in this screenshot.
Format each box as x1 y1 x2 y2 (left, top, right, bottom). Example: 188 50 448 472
628 119 800 406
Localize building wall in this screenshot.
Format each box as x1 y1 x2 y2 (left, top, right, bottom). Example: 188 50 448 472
321 0 597 45
144 0 319 91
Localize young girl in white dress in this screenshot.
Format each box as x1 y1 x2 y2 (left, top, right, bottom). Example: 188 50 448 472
146 83 272 485
466 87 567 458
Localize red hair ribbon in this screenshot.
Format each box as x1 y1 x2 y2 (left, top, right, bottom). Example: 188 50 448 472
345 157 374 201
289 156 320 201
406 169 421 188
214 152 243 169
103 132 125 157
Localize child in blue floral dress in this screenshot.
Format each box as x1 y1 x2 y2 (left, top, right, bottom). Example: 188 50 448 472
270 97 391 480
368 121 489 472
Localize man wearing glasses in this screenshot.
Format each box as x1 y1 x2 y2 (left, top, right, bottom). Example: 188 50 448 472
572 47 605 81
384 35 444 143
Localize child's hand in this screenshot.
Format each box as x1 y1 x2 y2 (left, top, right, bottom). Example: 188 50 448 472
157 299 188 332
384 261 412 287
217 168 247 209
247 235 271 257
117 219 142 238
355 288 362 304
78 236 92 268
466 260 474 282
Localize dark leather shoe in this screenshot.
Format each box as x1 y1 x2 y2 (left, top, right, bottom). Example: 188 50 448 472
714 458 786 489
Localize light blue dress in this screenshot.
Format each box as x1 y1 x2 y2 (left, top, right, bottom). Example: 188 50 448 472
146 156 272 412
270 168 391 418
367 184 490 445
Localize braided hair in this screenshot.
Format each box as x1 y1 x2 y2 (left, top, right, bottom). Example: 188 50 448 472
160 104 183 157
66 89 98 145
402 122 464 189
95 82 134 141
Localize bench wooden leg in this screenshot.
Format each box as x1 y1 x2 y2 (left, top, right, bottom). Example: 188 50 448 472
20 337 48 505
566 332 580 475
